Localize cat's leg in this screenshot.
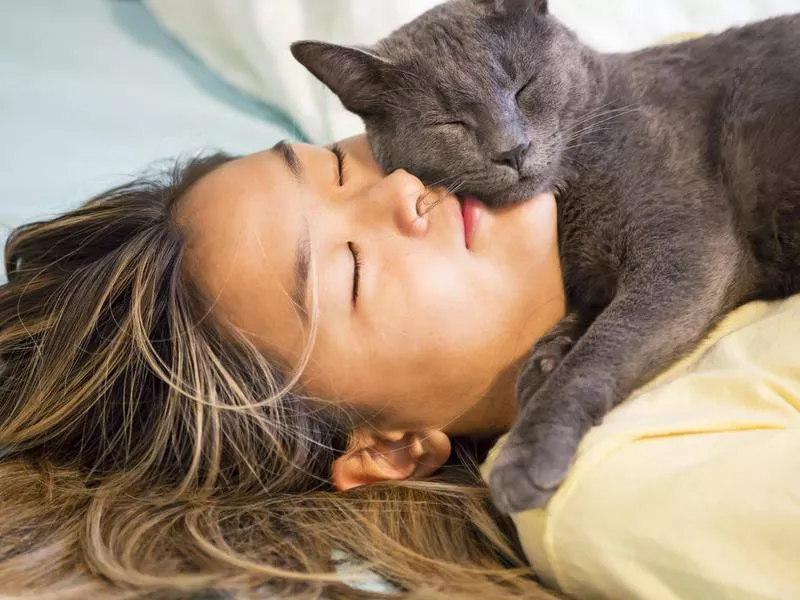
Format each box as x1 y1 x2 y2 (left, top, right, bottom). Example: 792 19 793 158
489 245 743 514
517 312 589 407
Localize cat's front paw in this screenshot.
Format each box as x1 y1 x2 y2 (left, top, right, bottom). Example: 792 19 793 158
517 313 583 409
489 423 582 514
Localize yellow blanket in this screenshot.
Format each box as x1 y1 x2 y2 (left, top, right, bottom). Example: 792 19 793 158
483 295 800 599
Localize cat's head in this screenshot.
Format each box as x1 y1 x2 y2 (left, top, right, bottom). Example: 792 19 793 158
292 0 595 206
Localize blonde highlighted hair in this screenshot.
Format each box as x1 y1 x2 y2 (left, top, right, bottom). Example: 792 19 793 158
0 153 557 599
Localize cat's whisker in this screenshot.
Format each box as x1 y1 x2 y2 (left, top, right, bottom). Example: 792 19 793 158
426 169 476 190
417 177 470 216
565 110 639 139
417 194 444 216
561 106 640 140
561 106 641 143
446 180 467 196
561 102 618 130
563 142 606 152
427 174 460 187
569 101 631 122
561 154 588 173
562 125 625 146
563 103 639 133
562 121 627 146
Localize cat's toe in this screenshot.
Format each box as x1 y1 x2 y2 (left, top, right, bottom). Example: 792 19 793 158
488 424 582 514
489 454 556 514
517 334 578 408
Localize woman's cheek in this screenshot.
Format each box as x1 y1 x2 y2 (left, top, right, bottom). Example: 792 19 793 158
413 275 471 336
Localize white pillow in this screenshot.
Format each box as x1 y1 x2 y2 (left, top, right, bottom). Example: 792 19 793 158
145 0 799 144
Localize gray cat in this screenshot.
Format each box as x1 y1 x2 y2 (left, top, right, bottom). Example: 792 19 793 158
292 0 800 513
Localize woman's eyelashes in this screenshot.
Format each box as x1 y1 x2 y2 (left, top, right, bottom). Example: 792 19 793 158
331 143 347 186
333 145 360 307
347 241 362 306
327 145 360 308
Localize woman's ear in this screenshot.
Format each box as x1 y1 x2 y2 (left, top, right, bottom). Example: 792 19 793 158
331 429 452 492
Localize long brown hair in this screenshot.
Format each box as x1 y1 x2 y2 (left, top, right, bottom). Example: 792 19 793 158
0 153 557 599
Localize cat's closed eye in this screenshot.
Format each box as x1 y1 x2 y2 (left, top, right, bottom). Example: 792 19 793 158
515 75 537 103
436 120 471 130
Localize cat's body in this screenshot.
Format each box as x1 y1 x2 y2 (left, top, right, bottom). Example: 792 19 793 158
292 0 800 513
559 18 800 307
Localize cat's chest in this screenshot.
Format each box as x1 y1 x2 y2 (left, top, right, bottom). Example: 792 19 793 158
555 192 623 307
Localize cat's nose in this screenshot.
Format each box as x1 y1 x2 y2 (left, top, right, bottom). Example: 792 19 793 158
493 142 531 173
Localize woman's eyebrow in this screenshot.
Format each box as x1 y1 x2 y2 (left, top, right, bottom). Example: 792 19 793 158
272 140 304 181
292 217 311 326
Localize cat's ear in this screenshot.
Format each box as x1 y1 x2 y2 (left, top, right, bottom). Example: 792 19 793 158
532 0 548 12
482 0 548 15
291 41 393 117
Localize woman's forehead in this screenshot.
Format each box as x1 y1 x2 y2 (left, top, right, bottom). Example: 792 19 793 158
177 148 311 365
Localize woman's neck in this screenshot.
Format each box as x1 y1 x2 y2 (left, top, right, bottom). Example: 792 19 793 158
444 361 519 438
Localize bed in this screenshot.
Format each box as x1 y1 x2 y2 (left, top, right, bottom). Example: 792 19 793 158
0 0 301 281
2 1 798 596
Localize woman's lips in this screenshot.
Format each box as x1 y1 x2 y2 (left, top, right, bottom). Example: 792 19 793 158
461 195 483 250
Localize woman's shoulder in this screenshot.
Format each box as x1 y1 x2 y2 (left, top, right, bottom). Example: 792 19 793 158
483 294 800 599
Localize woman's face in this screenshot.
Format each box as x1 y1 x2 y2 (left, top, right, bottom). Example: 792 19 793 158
179 136 564 438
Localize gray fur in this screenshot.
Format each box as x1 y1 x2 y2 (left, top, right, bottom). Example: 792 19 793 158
292 1 800 513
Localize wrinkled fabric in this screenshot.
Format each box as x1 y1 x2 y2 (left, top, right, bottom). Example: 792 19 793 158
484 295 800 599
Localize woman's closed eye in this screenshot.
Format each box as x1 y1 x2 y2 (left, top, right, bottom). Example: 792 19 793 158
330 144 360 306
331 143 347 186
348 241 362 307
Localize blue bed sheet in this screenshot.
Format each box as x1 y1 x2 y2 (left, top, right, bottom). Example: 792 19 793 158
0 0 301 279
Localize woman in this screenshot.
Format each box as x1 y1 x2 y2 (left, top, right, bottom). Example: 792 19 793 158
4 135 798 600
0 135 565 599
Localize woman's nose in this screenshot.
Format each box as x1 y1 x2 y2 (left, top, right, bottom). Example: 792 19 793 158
371 169 431 238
